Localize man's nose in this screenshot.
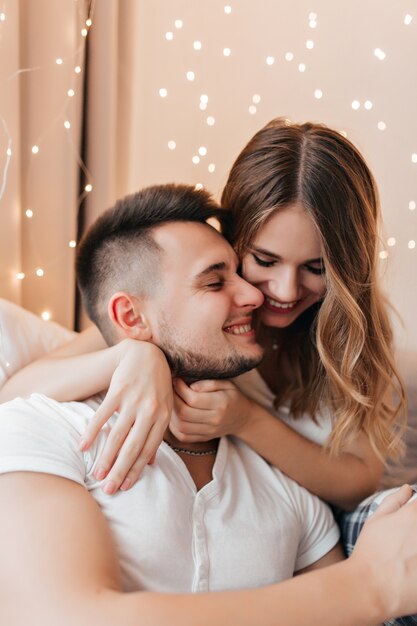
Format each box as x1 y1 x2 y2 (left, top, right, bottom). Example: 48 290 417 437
234 275 264 310
269 267 300 302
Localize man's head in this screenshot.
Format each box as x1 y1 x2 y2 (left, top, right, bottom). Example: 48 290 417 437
76 184 264 380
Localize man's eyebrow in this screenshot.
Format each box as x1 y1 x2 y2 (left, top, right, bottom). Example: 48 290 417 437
194 262 227 279
251 246 323 264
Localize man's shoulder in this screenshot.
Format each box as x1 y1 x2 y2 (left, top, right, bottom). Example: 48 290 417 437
0 393 100 440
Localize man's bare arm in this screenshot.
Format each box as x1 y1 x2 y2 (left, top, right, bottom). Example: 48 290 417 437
1 473 417 626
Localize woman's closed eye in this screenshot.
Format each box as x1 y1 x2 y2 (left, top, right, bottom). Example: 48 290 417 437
252 253 275 268
305 263 325 275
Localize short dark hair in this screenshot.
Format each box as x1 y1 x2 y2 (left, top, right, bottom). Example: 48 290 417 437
76 183 227 343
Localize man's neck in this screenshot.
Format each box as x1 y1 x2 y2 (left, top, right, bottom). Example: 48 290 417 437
163 428 219 491
164 428 219 453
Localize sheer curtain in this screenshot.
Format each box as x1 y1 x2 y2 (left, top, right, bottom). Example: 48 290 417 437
0 0 139 329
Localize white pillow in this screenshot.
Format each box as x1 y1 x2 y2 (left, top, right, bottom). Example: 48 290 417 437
0 299 76 389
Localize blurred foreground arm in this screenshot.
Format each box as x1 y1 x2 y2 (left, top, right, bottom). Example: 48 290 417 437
1 473 417 626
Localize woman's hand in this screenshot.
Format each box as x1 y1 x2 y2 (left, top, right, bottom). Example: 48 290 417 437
170 378 255 442
79 339 173 494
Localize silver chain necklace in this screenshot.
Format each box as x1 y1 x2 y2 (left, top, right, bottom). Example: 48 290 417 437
164 439 218 456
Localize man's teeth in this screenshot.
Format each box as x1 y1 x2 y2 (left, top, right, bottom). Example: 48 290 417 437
226 323 252 335
266 296 298 310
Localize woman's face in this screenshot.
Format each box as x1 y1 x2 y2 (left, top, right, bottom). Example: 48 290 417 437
241 203 327 329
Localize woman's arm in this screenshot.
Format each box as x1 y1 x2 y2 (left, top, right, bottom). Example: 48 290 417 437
0 326 109 402
0 326 173 493
170 379 383 510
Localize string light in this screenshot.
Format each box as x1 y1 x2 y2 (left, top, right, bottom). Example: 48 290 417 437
81 28 88 37
374 48 386 60
36 268 45 277
206 116 215 126
85 184 92 192
379 250 388 259
16 272 25 280
6 148 11 156
377 121 386 130
68 240 76 248
56 58 63 65
249 105 257 114
387 237 396 247
404 14 413 25
64 120 71 129
298 63 306 72
314 89 323 99
67 89 75 97
159 88 168 97
31 145 39 154
224 5 232 14
409 201 416 211
0 13 6 21
193 40 202 50
25 209 33 218
192 156 200 164
165 31 174 40
223 47 231 56
306 40 314 49
195 183 204 190
408 240 416 249
198 146 207 156
74 66 82 73
41 311 51 321
412 153 417 164
364 100 373 110
174 19 183 29
309 19 317 28
186 71 195 81
252 94 261 104
208 163 216 173
351 100 360 110
285 52 294 61
200 94 209 104
168 140 176 150
86 18 92 27
266 56 275 65
199 102 207 111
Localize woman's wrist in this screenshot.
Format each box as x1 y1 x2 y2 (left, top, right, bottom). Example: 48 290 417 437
233 398 269 440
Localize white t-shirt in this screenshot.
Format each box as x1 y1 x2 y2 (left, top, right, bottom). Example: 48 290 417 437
234 369 333 446
0 394 339 593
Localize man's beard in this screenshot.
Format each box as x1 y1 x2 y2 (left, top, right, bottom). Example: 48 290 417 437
158 323 263 383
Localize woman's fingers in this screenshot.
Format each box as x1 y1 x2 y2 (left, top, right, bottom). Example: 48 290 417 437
93 408 140 481
100 417 165 493
173 378 231 408
79 397 119 451
118 423 167 490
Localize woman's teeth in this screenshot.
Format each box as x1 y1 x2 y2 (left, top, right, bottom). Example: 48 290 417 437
265 296 298 310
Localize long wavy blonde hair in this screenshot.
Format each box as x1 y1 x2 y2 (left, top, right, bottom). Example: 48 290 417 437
222 118 406 459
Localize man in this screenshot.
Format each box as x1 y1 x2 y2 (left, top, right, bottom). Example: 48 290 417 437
1 184 417 625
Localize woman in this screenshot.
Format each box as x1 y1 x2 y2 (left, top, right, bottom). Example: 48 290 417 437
0 119 406 508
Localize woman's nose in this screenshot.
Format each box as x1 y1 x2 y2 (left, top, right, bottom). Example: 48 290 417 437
268 267 300 303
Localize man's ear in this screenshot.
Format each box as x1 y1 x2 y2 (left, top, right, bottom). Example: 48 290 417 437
108 292 152 341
